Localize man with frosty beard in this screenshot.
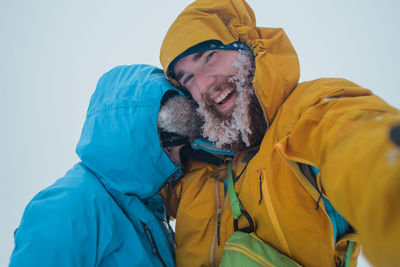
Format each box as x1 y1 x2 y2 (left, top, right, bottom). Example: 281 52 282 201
159 0 400 266
182 44 264 152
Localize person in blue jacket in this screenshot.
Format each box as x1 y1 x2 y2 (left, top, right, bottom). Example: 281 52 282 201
9 64 184 266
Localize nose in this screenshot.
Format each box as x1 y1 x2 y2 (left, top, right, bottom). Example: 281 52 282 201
195 72 216 96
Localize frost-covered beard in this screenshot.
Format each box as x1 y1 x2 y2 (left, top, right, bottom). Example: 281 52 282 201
197 50 265 152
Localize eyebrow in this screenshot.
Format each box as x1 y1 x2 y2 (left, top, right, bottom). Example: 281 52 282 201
193 51 205 62
175 51 205 83
175 70 184 82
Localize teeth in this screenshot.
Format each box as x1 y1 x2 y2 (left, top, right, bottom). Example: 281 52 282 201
214 88 233 104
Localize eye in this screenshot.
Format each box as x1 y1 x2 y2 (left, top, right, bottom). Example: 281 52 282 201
205 51 216 64
183 74 194 85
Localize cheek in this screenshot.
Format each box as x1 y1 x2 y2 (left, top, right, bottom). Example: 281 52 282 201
221 53 240 74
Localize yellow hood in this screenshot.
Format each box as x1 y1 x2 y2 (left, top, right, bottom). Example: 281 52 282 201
160 0 300 124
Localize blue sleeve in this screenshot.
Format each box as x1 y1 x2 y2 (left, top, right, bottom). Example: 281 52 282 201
9 185 97 267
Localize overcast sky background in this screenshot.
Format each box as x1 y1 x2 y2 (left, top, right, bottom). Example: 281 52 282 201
1 0 399 266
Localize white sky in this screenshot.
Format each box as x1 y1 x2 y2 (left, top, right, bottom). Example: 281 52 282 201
1 0 399 266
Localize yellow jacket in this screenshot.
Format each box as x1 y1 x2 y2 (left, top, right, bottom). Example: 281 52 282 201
160 0 400 266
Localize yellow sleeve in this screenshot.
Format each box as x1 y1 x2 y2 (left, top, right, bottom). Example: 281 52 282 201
284 78 400 266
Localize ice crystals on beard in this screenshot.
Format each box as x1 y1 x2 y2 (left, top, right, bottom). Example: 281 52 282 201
231 50 255 146
198 50 256 148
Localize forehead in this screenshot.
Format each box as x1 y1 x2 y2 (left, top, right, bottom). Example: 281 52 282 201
173 49 239 77
173 53 197 74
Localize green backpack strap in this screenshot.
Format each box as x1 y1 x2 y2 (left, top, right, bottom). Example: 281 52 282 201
227 161 242 219
227 161 254 233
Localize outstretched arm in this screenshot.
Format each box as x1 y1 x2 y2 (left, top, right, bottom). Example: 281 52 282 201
280 78 400 267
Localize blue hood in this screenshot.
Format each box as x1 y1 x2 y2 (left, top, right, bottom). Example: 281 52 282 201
76 64 182 200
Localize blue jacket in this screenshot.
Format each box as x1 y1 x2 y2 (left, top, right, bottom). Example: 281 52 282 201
10 65 182 266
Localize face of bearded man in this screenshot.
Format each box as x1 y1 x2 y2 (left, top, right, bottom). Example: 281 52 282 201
195 50 265 152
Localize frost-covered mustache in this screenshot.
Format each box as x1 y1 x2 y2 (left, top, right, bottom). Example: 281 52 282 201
197 74 255 148
202 78 237 107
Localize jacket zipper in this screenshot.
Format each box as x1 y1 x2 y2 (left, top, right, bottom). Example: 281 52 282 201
210 178 230 267
141 221 167 267
274 143 335 250
259 169 292 258
217 210 222 246
275 144 321 201
210 179 221 267
275 145 359 265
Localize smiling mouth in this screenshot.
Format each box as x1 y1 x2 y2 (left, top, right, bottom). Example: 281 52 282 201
214 87 235 105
